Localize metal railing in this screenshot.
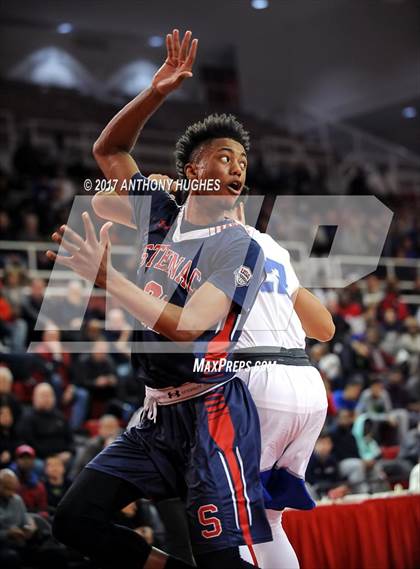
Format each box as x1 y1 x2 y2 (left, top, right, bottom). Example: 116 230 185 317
1 112 420 188
1 240 419 301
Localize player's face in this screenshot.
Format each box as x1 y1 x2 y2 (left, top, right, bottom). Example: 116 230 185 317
193 137 247 210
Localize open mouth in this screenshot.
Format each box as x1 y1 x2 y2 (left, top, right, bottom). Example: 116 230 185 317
227 180 242 194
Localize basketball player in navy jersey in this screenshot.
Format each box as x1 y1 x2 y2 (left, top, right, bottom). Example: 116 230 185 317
47 30 272 569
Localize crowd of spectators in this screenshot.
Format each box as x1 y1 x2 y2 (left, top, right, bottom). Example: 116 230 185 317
0 131 419 566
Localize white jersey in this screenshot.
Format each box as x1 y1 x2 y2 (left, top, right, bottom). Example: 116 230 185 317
236 227 306 350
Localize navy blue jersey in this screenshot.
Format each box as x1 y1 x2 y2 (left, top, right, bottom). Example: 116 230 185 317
128 172 265 389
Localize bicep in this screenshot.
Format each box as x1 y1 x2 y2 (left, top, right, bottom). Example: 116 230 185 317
93 149 139 193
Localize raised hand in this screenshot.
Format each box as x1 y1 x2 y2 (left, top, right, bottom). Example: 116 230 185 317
152 29 198 96
46 212 114 289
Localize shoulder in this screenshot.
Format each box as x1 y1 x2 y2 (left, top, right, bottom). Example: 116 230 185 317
221 222 262 251
255 230 291 261
11 493 26 509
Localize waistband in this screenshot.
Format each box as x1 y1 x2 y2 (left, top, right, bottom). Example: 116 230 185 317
233 346 312 367
139 380 230 423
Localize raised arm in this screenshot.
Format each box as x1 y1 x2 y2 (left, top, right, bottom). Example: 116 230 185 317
92 29 198 225
292 287 335 342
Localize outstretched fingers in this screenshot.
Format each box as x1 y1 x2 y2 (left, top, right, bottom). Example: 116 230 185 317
51 231 79 255
166 32 174 61
45 250 73 268
99 222 113 246
82 211 97 244
172 29 180 60
184 38 198 70
179 30 192 62
59 224 84 248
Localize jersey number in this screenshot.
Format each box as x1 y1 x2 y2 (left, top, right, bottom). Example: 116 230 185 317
198 504 222 539
260 259 288 294
144 280 164 299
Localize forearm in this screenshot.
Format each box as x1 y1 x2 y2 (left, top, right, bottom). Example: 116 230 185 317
107 270 196 343
93 86 165 156
293 287 335 342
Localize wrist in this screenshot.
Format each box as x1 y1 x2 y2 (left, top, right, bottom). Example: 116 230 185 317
149 83 167 100
107 268 124 295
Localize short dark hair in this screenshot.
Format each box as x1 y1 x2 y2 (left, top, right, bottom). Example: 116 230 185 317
174 113 250 179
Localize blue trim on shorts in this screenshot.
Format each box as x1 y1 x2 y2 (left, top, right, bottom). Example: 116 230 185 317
261 467 315 511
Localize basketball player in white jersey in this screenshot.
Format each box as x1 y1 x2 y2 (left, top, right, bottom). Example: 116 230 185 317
229 195 334 568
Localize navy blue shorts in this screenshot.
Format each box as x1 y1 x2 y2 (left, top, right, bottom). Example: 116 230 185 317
87 377 272 554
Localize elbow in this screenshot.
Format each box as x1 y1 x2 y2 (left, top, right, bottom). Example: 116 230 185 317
92 138 107 161
165 315 204 344
166 329 197 344
318 321 335 342
91 193 107 220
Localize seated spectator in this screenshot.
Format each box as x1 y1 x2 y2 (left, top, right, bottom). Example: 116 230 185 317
331 409 385 493
0 468 36 569
0 404 20 468
20 278 49 343
378 279 409 322
10 445 48 517
379 308 402 356
35 328 89 430
81 318 103 343
104 307 132 365
17 212 42 242
306 432 349 499
43 455 71 515
362 275 384 308
320 376 337 426
399 423 420 465
2 267 28 313
311 343 342 388
333 381 362 412
17 383 74 465
397 316 420 374
356 377 408 444
55 280 86 338
0 367 22 422
0 287 27 353
75 339 118 417
352 414 411 487
0 468 68 568
70 414 121 478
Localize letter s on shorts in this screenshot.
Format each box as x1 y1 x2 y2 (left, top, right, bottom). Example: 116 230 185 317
198 504 222 539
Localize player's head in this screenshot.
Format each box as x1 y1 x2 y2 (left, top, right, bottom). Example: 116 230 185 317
175 113 250 210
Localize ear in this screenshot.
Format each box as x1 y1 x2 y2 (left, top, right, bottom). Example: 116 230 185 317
184 162 198 180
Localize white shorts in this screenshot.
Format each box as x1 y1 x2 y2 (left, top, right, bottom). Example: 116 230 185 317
238 363 327 477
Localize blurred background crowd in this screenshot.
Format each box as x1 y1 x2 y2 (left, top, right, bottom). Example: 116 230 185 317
1 1 420 567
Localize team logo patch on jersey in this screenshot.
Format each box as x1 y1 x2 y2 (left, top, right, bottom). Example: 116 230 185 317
234 265 252 287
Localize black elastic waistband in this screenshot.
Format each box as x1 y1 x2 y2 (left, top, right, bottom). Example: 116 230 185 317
233 347 312 367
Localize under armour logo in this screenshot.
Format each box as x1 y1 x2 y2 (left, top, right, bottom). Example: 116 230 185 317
167 390 181 399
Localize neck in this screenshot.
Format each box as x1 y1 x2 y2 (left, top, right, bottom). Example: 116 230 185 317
184 195 225 225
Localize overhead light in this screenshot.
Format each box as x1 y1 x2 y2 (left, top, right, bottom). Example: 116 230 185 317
148 35 164 48
8 47 96 93
57 22 73 34
251 0 269 9
402 106 417 119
